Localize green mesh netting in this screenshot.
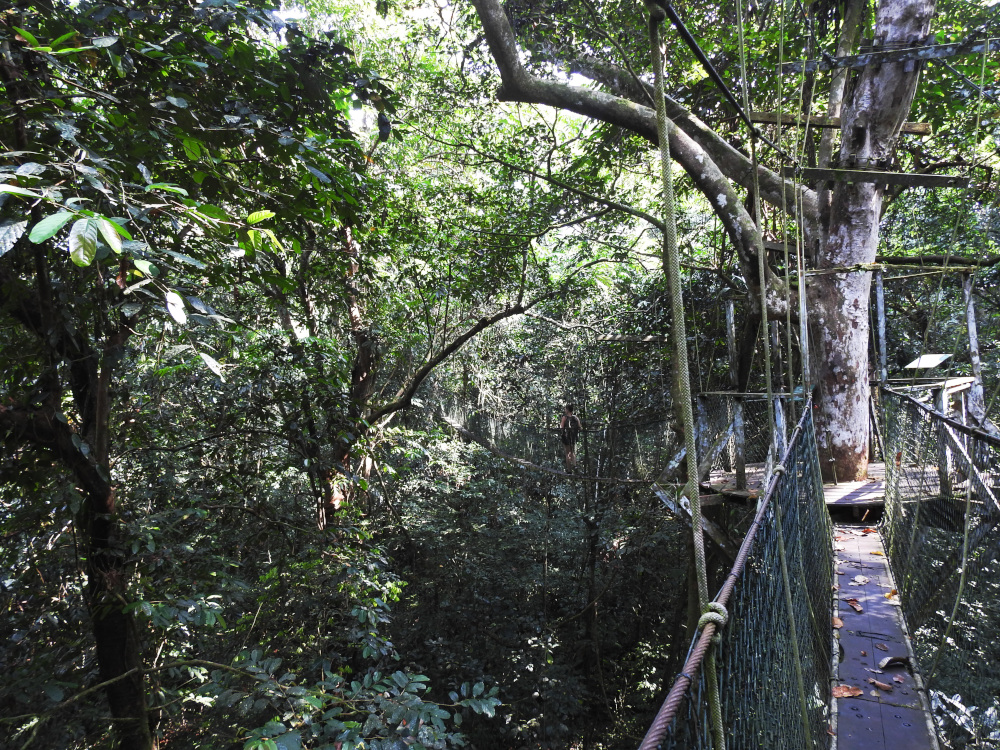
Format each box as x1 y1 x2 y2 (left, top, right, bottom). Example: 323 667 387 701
882 388 1000 748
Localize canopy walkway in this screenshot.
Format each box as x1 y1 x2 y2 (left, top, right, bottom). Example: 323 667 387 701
636 387 1000 750
441 385 1000 748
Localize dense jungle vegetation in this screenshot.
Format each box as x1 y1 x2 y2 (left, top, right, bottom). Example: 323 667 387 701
1 0 998 748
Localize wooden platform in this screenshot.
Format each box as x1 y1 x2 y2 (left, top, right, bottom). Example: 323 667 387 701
825 463 886 508
830 524 938 750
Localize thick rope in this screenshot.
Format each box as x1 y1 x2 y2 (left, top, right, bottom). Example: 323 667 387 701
645 5 706 609
645 5 723 747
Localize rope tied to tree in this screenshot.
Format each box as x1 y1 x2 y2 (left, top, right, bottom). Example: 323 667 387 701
643 4 726 748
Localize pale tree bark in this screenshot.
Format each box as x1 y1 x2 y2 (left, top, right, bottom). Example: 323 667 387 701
811 0 935 480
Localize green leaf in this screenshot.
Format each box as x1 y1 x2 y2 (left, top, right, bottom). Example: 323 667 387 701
160 248 207 269
199 352 224 381
165 291 187 324
92 35 119 47
42 684 64 702
0 184 43 199
13 27 40 47
146 183 189 196
196 203 228 221
68 219 98 266
133 259 159 277
97 218 123 254
247 210 275 224
30 212 75 243
166 95 189 109
182 138 202 160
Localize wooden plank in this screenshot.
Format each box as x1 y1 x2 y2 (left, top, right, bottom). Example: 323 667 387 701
781 166 968 188
825 479 885 506
750 111 931 136
832 524 938 750
781 36 1000 74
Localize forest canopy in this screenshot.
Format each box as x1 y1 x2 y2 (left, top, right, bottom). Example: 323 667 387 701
1 0 998 747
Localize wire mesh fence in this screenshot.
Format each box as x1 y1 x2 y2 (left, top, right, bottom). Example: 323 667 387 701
440 394 787 483
640 400 834 750
882 388 1000 748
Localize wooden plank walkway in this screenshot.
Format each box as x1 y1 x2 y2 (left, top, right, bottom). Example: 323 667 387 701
830 523 939 750
825 463 886 508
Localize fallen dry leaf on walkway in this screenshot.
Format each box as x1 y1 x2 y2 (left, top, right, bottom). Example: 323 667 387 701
875 643 888 652
833 685 863 698
844 598 864 613
862 528 878 533
884 589 898 599
866 678 893 692
851 575 870 585
870 550 885 556
893 675 905 684
833 616 844 629
861 650 867 657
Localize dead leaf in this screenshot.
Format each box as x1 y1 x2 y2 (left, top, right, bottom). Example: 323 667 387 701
833 616 844 629
832 685 863 698
884 589 898 599
834 535 849 541
874 680 893 692
875 643 888 652
861 650 867 657
853 575 870 585
862 527 878 534
827 725 835 737
836 569 845 575
833 584 841 590
870 690 880 697
893 675 905 684
844 598 864 613
871 550 885 556
864 667 882 674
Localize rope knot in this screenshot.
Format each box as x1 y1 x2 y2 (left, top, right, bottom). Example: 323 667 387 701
773 463 787 476
698 602 729 633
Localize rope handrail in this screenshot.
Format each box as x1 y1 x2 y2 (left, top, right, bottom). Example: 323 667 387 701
882 385 1000 449
638 396 815 750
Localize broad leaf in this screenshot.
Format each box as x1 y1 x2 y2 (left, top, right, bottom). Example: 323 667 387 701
0 218 28 257
97 218 123 254
199 352 225 381
247 210 276 225
68 219 98 266
0 184 43 199
29 212 75 243
165 291 187 324
133 259 159 277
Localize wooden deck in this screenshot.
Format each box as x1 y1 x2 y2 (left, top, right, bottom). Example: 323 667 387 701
825 463 886 508
830 523 938 750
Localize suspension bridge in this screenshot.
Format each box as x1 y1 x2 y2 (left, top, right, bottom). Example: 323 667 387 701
438 383 1000 749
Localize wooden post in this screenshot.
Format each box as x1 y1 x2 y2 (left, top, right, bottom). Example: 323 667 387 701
963 274 986 427
726 298 746 489
770 321 787 455
876 270 888 387
935 387 953 498
695 394 711 481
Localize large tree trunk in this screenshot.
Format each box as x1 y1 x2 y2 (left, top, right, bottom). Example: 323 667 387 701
812 0 934 480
